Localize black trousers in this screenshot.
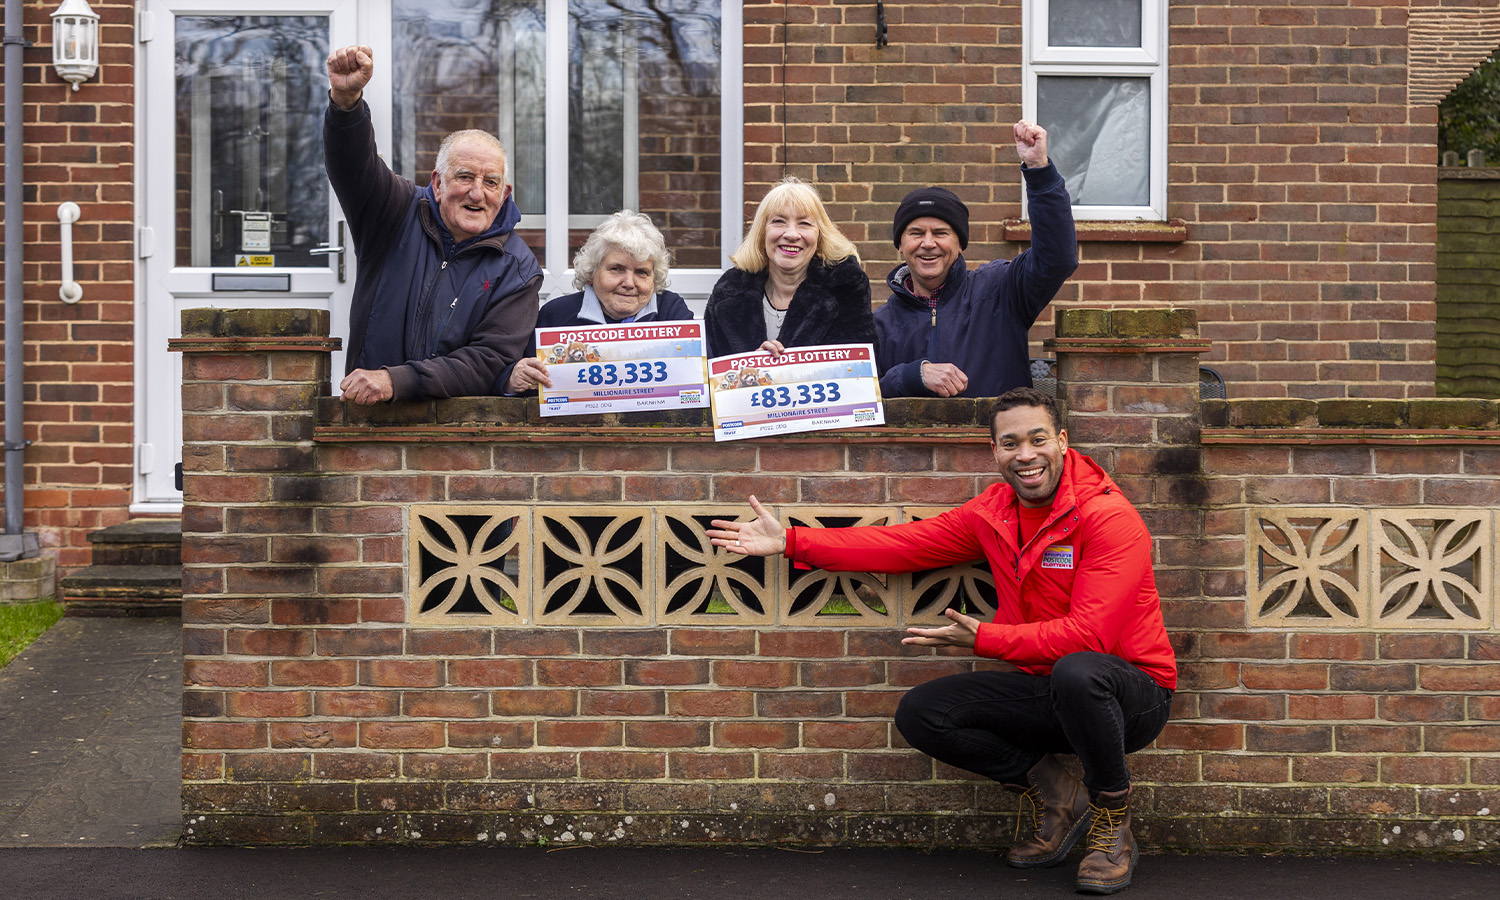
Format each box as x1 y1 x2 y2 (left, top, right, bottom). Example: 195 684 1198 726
893 651 1173 797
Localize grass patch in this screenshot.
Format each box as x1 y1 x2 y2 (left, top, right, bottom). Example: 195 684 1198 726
0 600 64 668
816 596 886 615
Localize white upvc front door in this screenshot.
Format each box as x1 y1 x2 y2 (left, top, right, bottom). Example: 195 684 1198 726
135 0 384 509
136 0 744 509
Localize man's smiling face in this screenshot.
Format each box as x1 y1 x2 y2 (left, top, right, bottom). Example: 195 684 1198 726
990 404 1068 507
430 138 510 243
898 215 961 295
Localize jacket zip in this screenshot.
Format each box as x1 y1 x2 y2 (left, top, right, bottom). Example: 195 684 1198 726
927 298 938 362
436 288 461 344
1009 503 1077 577
411 259 452 359
412 217 510 359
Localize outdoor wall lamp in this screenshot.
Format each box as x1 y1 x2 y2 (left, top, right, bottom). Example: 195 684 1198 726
51 0 100 92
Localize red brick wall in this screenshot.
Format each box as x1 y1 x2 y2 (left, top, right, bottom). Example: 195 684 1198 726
1182 440 1500 837
174 307 1500 849
0 2 135 569
742 1 1500 400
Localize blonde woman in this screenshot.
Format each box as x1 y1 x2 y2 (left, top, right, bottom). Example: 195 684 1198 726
703 177 875 357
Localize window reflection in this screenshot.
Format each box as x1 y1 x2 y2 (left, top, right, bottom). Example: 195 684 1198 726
1048 0 1142 48
391 0 722 268
391 1 544 213
1037 75 1150 208
174 16 329 268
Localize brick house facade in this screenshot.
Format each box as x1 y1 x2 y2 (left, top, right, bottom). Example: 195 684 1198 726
1 4 1497 594
3 0 137 569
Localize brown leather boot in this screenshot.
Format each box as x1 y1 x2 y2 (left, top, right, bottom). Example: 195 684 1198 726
1003 754 1091 869
1075 787 1137 894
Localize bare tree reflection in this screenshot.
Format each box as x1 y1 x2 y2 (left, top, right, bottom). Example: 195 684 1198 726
389 1 721 264
174 16 328 267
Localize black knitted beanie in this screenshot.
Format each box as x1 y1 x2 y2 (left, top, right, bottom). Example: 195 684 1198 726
891 186 969 249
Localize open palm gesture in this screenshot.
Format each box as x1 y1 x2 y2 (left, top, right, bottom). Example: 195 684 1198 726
706 495 786 557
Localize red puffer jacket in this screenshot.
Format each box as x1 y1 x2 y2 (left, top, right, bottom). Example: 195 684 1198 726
784 448 1177 690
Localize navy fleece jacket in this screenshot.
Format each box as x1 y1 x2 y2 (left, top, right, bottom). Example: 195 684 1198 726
875 162 1078 398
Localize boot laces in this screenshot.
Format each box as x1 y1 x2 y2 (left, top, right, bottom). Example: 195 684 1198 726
1015 786 1044 841
1085 801 1127 853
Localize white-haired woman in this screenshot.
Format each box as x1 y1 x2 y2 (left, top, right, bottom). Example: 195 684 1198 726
703 177 874 357
501 210 692 393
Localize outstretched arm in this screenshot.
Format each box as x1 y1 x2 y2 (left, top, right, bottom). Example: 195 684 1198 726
327 45 374 110
718 501 987 574
707 495 786 556
1003 119 1077 326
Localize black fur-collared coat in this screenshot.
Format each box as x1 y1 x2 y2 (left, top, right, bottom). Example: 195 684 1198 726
703 256 876 357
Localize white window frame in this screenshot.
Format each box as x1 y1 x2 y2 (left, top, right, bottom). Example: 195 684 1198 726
505 12 638 234
1023 0 1168 221
541 0 742 303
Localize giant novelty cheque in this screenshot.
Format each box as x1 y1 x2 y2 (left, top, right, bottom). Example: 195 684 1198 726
708 343 885 442
536 322 710 416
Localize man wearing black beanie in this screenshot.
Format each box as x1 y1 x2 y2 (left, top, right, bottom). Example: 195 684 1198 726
875 120 1078 398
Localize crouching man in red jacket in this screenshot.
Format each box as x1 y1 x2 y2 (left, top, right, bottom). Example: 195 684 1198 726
708 387 1175 894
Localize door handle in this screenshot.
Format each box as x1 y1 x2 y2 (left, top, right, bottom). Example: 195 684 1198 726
310 220 346 282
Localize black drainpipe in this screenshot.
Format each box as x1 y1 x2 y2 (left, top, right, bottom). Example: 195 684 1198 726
2 0 38 562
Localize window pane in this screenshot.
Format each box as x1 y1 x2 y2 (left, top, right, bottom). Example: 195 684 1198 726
391 0 722 269
391 1 545 204
1049 0 1142 48
174 16 329 268
570 0 722 267
571 6 627 217
392 1 545 265
1036 75 1150 207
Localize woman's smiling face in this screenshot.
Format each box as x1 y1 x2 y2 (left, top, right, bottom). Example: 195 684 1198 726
591 248 655 320
763 206 819 282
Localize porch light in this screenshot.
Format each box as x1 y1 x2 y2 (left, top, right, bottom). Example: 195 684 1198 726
51 0 100 92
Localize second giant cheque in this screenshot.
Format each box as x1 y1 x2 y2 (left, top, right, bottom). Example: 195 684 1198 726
708 343 885 441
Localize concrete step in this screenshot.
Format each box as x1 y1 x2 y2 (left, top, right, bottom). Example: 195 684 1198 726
62 519 183 616
59 564 183 616
86 520 183 567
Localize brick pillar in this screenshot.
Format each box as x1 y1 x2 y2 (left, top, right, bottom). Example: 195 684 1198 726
1045 308 1217 673
1046 308 1210 478
170 309 338 830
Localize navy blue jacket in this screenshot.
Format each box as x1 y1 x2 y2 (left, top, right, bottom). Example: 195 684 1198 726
324 100 542 400
875 163 1078 398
